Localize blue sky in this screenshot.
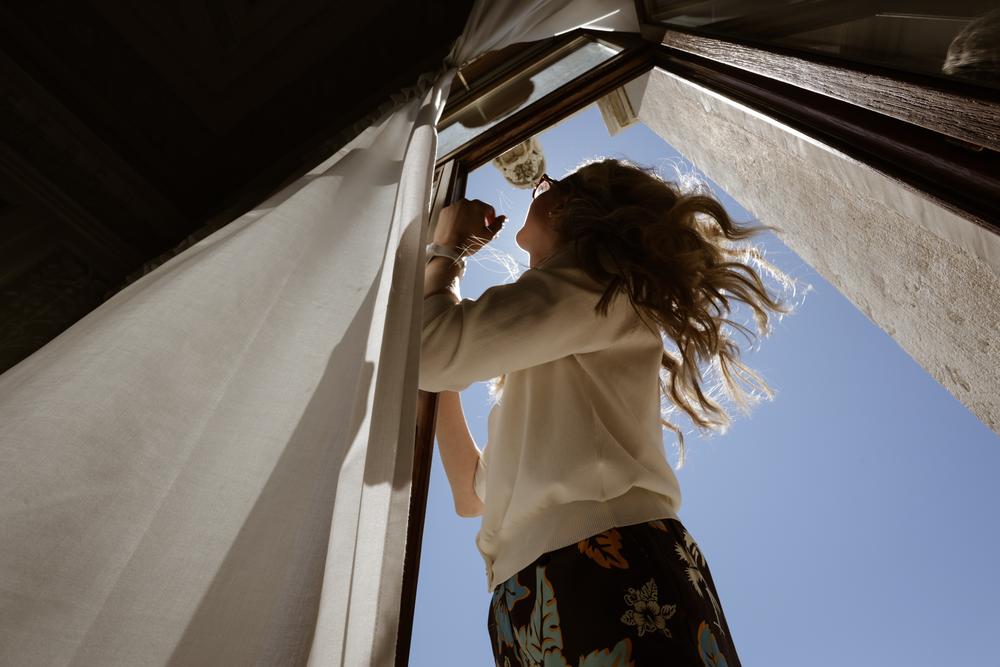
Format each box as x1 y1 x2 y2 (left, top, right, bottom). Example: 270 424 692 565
410 103 999 666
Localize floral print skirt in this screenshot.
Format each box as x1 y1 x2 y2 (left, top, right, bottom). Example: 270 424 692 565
487 517 741 666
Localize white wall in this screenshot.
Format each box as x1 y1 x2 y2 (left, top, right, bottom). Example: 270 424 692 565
629 68 1000 433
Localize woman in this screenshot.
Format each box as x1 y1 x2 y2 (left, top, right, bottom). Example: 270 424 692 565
419 158 790 666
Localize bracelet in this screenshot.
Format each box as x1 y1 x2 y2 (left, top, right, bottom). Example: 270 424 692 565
426 242 467 277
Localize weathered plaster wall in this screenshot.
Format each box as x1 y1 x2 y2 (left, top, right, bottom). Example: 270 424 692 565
631 68 1000 433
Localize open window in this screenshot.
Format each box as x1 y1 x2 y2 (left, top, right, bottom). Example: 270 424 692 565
398 6 999 663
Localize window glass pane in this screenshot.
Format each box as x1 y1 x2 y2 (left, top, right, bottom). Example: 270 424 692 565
436 39 624 159
645 1 1000 90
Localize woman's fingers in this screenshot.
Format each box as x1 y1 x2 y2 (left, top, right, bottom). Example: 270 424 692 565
469 198 493 212
470 199 497 222
441 200 505 253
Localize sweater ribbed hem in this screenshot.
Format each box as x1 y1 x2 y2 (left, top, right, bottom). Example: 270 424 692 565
479 486 680 592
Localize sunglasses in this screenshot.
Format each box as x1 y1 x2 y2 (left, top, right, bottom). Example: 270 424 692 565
531 173 559 200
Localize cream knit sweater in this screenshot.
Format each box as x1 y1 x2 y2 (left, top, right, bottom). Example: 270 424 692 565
419 246 682 592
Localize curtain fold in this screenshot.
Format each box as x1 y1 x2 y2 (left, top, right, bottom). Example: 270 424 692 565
0 1 637 664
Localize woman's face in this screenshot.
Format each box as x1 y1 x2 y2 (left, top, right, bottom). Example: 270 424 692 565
516 181 571 267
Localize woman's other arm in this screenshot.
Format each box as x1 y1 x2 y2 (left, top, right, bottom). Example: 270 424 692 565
435 390 485 518
424 253 483 516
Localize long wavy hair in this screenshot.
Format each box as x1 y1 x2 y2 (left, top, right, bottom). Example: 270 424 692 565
489 157 799 468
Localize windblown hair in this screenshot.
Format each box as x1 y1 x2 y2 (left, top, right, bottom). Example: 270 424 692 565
491 157 798 468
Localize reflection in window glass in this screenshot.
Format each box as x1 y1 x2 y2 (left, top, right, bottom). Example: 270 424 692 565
645 1 1000 89
436 40 623 159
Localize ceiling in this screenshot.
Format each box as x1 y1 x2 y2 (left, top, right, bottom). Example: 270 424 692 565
0 1 475 373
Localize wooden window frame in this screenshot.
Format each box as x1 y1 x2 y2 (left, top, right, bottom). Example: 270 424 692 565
436 31 655 167
439 32 592 126
649 26 1000 230
655 28 1000 153
395 13 999 663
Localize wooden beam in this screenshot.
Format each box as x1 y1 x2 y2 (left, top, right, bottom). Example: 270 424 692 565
653 43 1000 230
659 28 1000 153
0 142 144 280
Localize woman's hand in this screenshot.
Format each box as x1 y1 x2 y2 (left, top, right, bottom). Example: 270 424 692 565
433 198 507 258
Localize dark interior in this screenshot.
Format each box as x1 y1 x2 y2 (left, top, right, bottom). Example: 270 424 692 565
0 1 477 373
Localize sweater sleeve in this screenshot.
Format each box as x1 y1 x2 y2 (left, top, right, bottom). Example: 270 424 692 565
419 266 634 392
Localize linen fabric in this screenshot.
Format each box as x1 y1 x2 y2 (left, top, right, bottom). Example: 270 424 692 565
487 517 742 666
0 1 640 665
419 245 683 592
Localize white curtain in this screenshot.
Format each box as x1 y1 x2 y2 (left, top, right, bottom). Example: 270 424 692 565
0 1 637 665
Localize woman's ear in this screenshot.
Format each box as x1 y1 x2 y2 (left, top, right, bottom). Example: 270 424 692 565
547 190 571 217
